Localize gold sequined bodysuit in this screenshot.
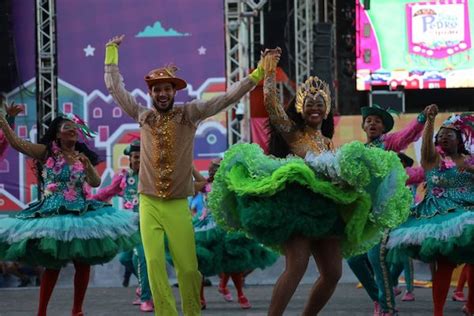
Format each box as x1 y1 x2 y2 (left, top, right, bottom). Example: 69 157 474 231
263 73 333 158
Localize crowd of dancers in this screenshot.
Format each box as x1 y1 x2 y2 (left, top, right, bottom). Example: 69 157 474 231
0 36 472 316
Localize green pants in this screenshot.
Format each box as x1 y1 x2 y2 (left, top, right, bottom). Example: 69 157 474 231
390 256 414 293
347 231 395 313
119 250 136 277
133 243 152 301
140 194 201 316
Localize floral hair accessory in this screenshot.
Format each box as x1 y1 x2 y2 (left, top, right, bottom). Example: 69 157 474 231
62 113 97 139
441 113 474 146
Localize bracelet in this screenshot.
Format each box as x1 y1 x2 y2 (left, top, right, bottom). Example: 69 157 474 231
417 112 427 124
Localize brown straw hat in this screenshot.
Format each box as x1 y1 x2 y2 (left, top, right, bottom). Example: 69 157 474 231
144 64 187 90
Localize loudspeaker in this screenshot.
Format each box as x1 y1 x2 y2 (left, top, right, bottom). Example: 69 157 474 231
313 23 333 85
0 0 18 93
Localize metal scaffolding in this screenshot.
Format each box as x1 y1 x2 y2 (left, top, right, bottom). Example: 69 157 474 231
293 0 316 86
224 0 266 146
293 0 338 109
35 0 58 140
323 0 338 112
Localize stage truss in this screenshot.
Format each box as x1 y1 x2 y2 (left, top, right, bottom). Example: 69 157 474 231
35 0 58 140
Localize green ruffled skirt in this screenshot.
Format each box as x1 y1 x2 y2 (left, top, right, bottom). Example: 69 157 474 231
208 142 411 257
192 214 278 276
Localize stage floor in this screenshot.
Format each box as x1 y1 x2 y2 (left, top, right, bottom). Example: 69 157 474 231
0 283 464 315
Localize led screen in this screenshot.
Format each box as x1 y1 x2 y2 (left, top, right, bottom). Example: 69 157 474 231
356 0 473 90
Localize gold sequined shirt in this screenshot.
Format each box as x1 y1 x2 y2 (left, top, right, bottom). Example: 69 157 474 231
105 64 256 199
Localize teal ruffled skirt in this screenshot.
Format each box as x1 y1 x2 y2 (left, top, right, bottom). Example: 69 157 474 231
387 167 474 264
388 210 474 264
0 200 140 269
208 142 411 257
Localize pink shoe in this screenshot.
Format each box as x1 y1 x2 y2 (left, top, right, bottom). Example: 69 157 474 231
393 287 402 296
139 300 154 312
373 301 380 316
238 295 251 309
132 287 141 305
218 286 233 302
453 291 467 302
380 308 399 316
401 291 415 301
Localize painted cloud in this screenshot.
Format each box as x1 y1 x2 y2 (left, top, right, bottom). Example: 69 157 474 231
136 21 191 37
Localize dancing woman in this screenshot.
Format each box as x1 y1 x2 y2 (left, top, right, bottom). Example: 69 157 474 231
209 49 412 315
91 140 153 313
0 113 140 316
192 160 277 310
387 112 474 316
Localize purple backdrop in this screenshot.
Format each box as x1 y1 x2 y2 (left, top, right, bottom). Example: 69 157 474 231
0 1 227 212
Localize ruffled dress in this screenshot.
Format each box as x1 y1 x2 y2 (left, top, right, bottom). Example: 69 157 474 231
208 141 412 257
388 160 474 263
193 211 278 277
0 155 140 269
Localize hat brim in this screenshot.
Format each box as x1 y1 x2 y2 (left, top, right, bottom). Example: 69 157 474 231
124 144 140 156
145 77 187 91
361 106 394 132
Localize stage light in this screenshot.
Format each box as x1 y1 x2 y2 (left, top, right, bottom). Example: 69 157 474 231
228 20 240 32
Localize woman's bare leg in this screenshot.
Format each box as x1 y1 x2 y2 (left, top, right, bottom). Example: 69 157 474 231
268 236 311 316
302 237 343 316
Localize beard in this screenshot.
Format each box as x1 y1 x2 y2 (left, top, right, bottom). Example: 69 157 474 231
153 97 175 112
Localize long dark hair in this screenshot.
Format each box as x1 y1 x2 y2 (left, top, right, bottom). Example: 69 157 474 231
267 96 335 158
35 117 100 190
435 127 471 155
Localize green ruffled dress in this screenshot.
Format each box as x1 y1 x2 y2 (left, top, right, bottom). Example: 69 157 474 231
208 141 411 257
193 212 278 276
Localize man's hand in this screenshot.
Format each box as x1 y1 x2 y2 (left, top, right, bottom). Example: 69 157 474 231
6 102 23 118
260 47 282 73
106 34 125 47
424 104 438 121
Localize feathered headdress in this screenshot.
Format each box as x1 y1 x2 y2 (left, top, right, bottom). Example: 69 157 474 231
62 113 97 139
295 76 331 115
441 113 474 145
